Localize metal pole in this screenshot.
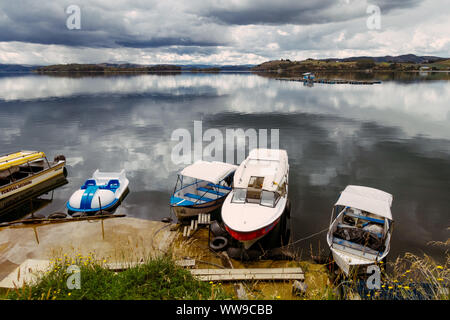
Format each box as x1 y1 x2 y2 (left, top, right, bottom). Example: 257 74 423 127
99 196 103 215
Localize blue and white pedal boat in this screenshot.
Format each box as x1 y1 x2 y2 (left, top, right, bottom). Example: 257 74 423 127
67 169 129 214
170 161 237 220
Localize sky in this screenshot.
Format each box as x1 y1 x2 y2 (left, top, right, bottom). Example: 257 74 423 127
0 0 449 65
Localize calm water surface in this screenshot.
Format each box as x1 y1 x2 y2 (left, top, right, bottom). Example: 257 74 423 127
0 72 449 261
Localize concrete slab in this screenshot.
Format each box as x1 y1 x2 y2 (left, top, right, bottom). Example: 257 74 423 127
0 259 51 289
0 217 176 284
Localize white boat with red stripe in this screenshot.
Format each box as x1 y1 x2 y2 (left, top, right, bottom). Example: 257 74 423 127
221 149 289 249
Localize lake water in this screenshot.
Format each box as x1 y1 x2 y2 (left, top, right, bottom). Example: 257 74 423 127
0 72 449 261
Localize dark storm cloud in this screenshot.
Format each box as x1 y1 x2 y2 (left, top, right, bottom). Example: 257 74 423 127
115 37 223 48
200 0 424 25
0 1 226 48
0 0 424 48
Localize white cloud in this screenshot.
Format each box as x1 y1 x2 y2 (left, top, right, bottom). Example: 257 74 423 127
0 0 448 65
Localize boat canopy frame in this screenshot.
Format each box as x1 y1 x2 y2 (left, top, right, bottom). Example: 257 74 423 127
179 160 237 185
172 171 234 205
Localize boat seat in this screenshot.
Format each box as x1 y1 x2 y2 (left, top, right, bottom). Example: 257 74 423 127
184 193 214 202
332 237 381 257
81 179 96 189
106 179 120 190
345 212 385 224
170 196 195 206
197 187 225 197
207 183 231 191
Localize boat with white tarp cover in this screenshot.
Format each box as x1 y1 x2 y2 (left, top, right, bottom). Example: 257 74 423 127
327 185 394 275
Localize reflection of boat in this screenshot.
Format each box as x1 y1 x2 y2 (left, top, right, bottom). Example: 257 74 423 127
222 149 289 249
0 151 66 203
327 185 394 275
67 170 129 214
0 174 68 222
170 161 237 220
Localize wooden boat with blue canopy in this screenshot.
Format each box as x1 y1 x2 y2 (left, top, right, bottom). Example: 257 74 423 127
67 169 129 215
0 151 66 204
170 160 237 220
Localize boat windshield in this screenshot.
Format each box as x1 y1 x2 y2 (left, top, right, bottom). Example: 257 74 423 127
260 190 280 208
175 175 202 191
231 188 246 203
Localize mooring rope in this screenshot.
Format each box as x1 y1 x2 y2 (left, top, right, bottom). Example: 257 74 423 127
280 227 329 249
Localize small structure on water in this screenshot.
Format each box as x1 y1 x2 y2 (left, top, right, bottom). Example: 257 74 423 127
302 72 315 81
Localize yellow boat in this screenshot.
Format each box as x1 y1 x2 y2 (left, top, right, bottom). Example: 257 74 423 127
0 151 66 202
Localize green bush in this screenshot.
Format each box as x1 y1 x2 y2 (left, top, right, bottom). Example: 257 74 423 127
7 255 232 300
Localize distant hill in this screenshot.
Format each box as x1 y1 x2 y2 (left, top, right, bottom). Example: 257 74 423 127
32 63 254 74
0 64 38 72
1 54 447 74
34 63 182 73
252 54 450 73
324 54 446 64
180 64 254 71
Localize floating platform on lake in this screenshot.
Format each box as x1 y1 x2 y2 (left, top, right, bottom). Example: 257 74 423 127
276 77 382 85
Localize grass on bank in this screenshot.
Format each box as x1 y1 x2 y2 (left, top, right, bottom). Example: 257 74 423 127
6 254 232 300
335 232 449 300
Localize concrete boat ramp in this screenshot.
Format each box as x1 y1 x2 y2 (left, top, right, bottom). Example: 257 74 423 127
0 217 331 299
0 217 176 288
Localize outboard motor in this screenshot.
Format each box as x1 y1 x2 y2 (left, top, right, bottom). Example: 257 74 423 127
54 155 66 162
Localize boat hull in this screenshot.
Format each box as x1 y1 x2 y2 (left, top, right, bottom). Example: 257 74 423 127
224 217 280 249
327 204 392 276
171 197 225 220
0 162 66 202
330 248 388 276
